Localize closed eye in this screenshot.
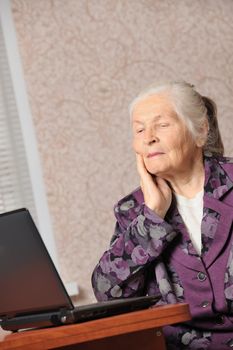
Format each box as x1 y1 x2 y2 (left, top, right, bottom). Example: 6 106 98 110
159 123 169 128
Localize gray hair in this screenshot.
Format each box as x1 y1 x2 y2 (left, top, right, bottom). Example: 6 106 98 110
129 81 224 156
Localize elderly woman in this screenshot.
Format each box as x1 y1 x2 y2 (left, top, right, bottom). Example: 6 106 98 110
91 81 233 349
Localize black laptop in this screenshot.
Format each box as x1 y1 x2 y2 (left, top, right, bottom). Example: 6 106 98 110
0 208 159 331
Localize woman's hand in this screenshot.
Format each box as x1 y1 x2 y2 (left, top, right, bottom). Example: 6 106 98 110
136 154 172 218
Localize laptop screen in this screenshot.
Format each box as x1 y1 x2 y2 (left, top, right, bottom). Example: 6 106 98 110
0 209 73 318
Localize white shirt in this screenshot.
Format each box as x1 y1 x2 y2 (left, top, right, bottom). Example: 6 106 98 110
175 190 204 255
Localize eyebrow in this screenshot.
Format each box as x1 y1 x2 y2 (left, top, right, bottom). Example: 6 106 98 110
133 115 162 124
133 120 144 125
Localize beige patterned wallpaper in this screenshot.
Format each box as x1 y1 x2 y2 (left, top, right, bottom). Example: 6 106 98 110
11 0 233 304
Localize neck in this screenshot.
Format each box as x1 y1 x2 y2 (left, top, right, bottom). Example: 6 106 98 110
164 152 205 199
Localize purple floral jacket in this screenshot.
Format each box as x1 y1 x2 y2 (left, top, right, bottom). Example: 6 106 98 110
92 155 233 349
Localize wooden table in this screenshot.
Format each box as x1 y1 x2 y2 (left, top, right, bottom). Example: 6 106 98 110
0 303 190 350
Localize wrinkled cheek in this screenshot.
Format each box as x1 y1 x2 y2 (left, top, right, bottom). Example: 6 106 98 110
143 156 167 175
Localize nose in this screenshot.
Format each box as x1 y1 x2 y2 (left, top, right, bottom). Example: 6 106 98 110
143 128 158 145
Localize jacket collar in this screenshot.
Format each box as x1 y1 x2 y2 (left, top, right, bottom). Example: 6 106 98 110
204 154 233 200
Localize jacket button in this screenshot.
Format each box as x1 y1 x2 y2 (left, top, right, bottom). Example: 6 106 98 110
216 314 225 325
200 301 209 308
197 271 207 281
226 338 233 347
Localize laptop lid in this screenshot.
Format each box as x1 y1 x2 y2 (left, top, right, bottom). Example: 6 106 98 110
0 208 160 331
0 208 73 318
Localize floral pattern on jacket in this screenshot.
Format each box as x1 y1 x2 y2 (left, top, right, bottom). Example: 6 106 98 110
92 155 233 349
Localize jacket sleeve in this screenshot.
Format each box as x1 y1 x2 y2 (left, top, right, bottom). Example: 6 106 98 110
91 200 178 301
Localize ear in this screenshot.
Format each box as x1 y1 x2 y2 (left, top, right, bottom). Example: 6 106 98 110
196 119 209 147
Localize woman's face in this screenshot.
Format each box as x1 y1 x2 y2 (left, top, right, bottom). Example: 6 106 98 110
132 93 202 177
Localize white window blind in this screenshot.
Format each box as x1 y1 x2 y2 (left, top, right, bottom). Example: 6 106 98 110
0 23 36 217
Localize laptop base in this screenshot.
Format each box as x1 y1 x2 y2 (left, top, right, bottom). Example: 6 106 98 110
0 295 159 332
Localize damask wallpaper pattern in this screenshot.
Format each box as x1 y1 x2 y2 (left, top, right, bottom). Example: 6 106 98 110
11 0 233 304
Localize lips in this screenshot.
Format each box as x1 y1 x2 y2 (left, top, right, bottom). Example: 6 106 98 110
147 152 165 158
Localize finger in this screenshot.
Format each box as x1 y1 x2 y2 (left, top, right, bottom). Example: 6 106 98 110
156 177 169 190
156 176 168 186
156 177 172 196
136 154 150 179
140 180 144 192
